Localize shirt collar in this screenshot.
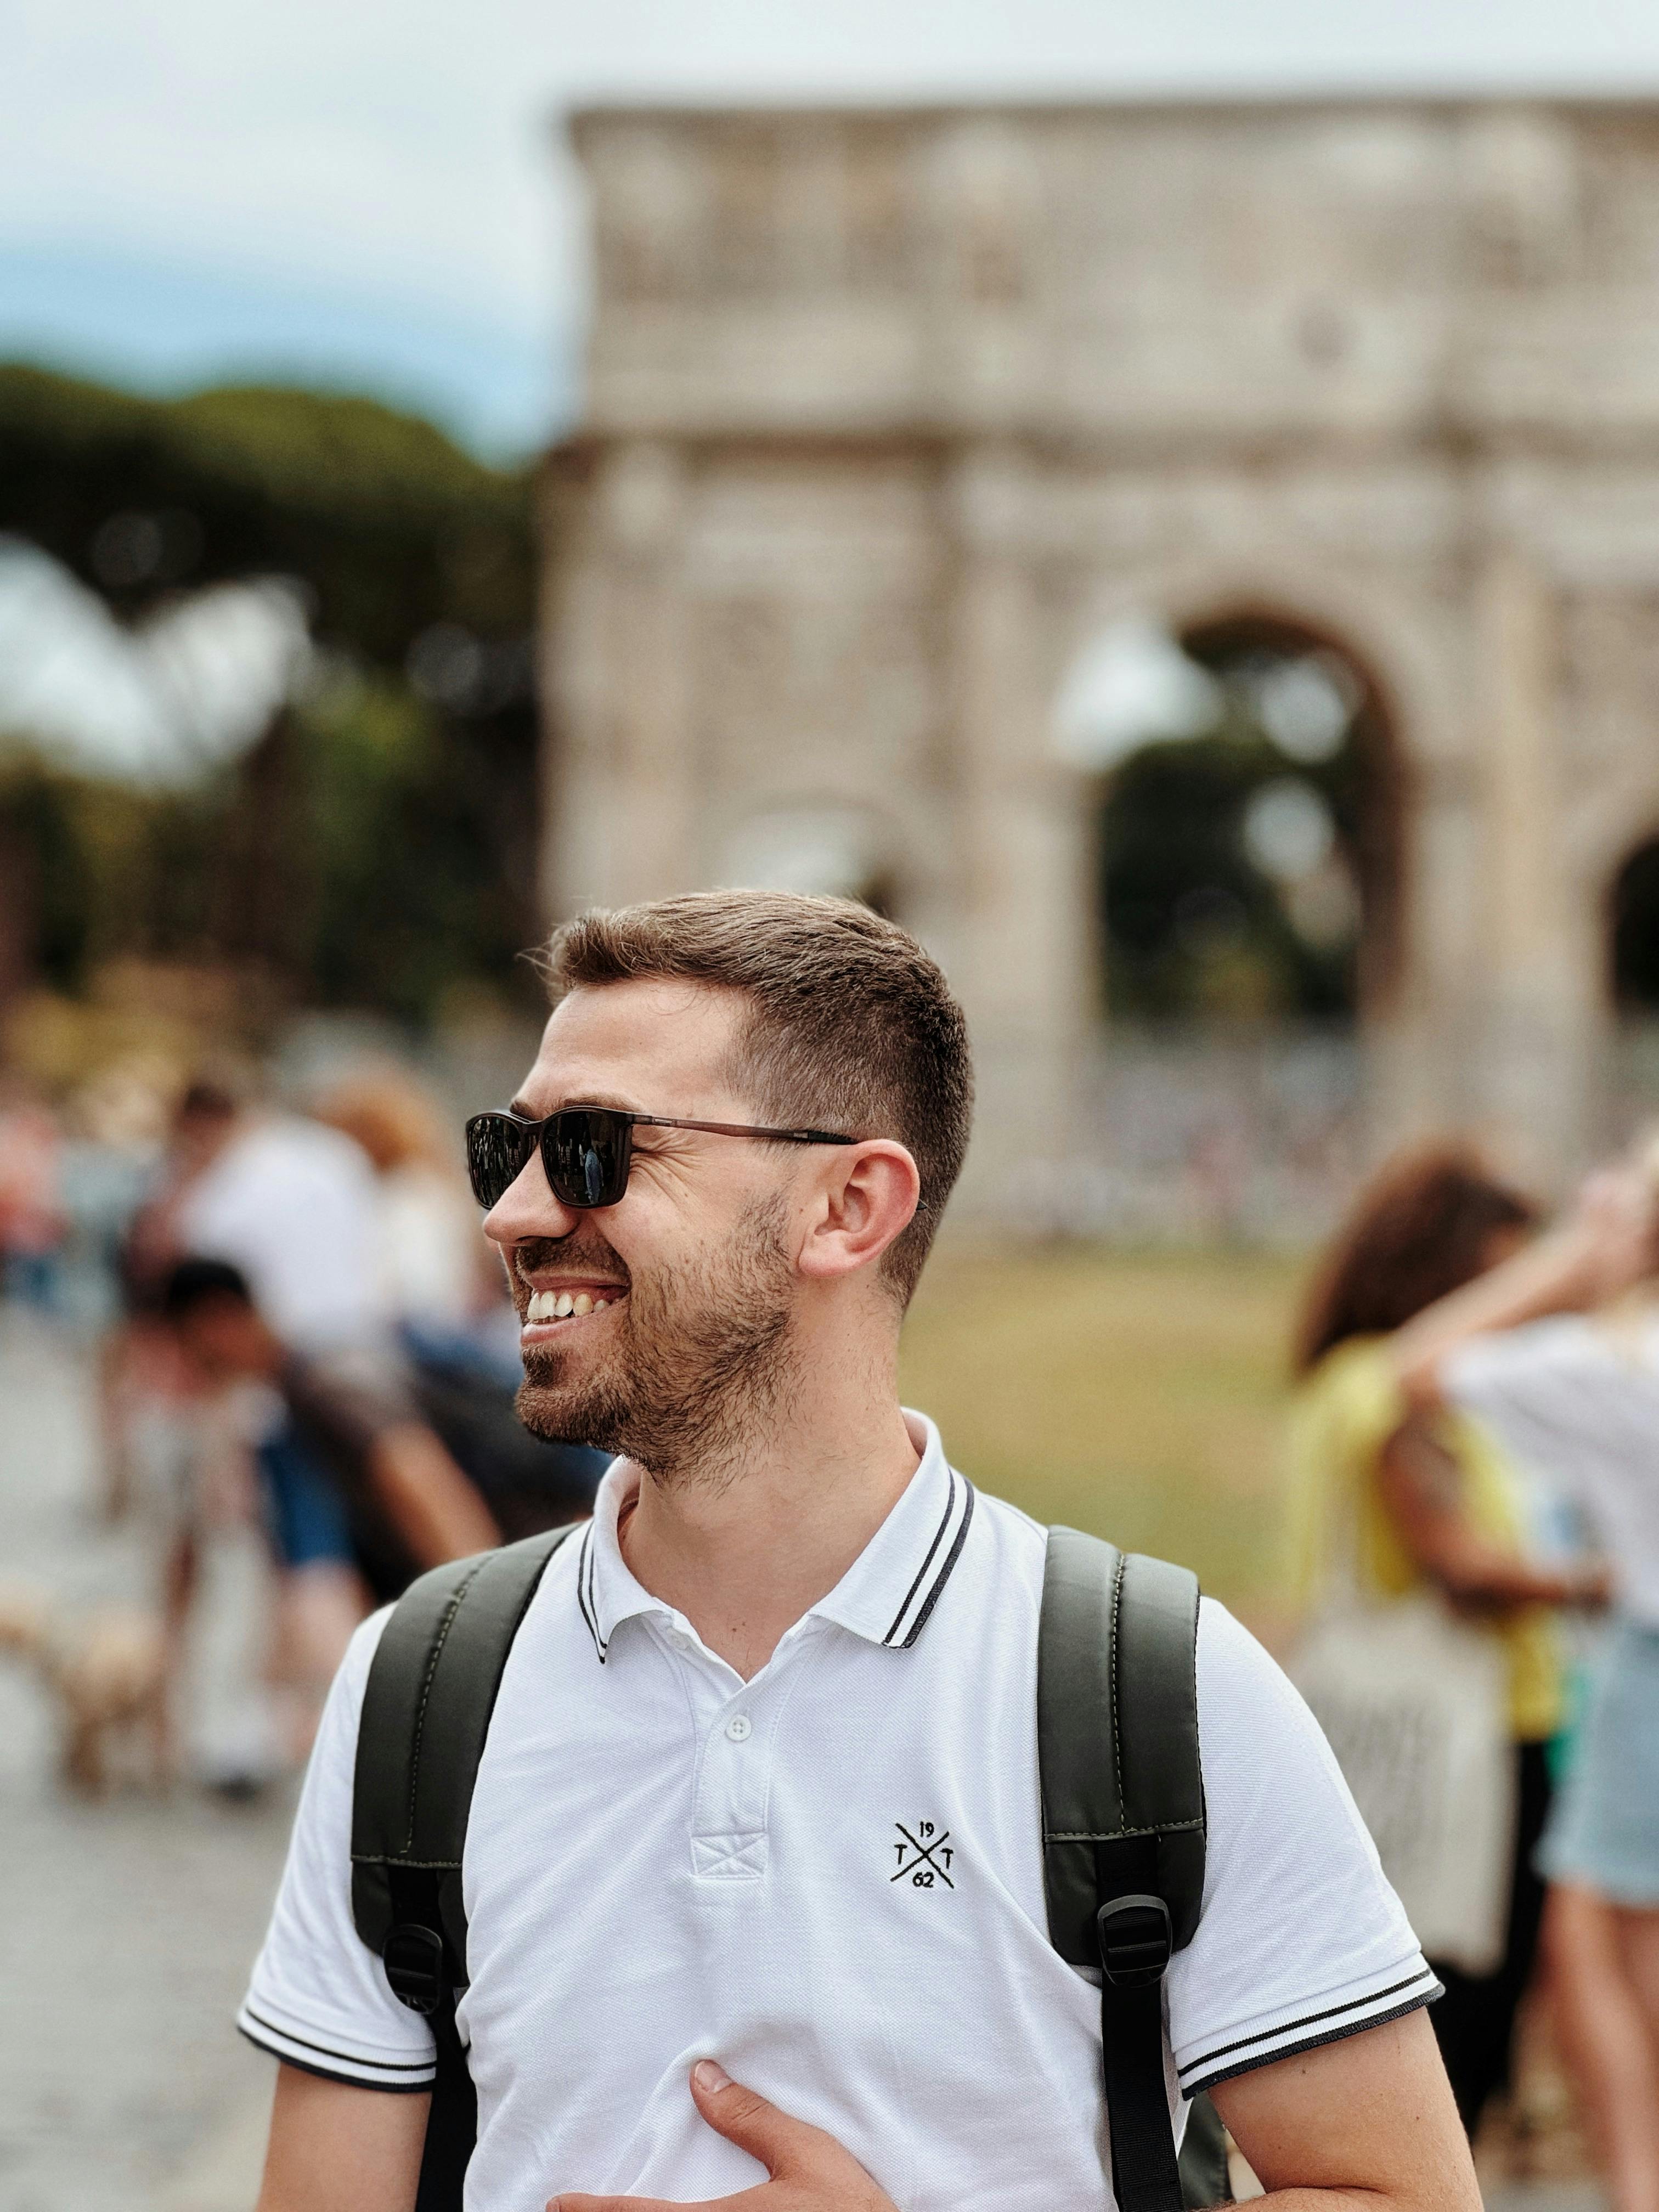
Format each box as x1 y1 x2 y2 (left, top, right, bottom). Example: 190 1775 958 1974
575 1411 975 1664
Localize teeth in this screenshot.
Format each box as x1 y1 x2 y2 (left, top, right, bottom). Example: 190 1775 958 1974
524 1288 620 1324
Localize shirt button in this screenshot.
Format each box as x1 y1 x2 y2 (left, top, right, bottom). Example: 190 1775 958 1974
725 1713 753 1743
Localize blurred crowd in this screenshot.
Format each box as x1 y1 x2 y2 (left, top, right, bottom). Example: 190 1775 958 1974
0 1055 603 1788
1287 1139 1659 2212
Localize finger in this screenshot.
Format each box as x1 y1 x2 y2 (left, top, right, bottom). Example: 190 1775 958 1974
549 2192 762 2212
687 2059 840 2179
548 2196 679 2211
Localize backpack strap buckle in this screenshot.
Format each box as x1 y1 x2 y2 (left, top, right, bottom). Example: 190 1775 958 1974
1096 1894 1172 1989
382 1922 448 2016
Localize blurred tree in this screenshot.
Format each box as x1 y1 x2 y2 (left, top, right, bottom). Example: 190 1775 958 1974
0 364 532 646
0 364 545 1030
1098 618 1397 1025
1100 724 1356 1020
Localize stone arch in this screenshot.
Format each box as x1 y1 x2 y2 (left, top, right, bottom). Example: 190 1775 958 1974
1048 584 1412 1032
1048 550 1449 777
1181 604 1406 1014
1608 830 1659 1015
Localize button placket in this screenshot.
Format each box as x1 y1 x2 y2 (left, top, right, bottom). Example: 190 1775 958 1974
686 1655 809 1886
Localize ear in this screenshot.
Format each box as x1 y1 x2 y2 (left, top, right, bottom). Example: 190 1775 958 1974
797 1140 921 1286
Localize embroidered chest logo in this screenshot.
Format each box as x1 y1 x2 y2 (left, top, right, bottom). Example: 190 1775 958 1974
892 1820 955 1889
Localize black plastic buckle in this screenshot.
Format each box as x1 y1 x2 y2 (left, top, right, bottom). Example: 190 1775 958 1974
382 1923 447 2016
1096 1894 1172 1989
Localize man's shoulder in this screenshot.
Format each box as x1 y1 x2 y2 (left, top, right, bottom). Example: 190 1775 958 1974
335 1602 398 1712
963 1482 1048 1548
946 1480 1048 1616
1194 1596 1307 1735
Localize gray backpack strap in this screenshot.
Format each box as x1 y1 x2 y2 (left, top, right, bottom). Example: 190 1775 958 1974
350 1525 578 2212
1038 1526 1217 2212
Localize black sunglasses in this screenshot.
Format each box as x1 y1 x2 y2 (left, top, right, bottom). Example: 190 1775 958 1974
465 1106 856 1211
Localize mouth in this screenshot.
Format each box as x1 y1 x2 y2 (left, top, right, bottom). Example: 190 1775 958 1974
519 1283 627 1338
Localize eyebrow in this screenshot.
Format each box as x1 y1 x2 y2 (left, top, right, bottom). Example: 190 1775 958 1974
505 1092 647 1119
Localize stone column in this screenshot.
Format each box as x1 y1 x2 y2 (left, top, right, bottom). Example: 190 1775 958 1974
944 443 1094 1218
542 438 695 918
1474 541 1596 1182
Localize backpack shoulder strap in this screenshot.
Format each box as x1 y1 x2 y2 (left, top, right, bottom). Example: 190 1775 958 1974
1038 1525 1211 2212
350 1524 579 2212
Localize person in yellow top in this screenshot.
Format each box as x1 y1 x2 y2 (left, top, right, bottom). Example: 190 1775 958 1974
1286 1146 1607 2137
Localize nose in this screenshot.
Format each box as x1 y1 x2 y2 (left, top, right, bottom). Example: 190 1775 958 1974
482 1147 583 1251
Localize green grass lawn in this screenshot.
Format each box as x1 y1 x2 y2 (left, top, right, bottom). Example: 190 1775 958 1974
898 1245 1307 1612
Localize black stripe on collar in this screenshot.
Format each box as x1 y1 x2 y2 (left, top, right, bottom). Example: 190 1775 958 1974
575 1521 608 1662
883 1468 975 1648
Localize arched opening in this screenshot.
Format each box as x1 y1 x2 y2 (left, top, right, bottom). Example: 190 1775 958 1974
1058 611 1403 1027
1609 837 1659 1015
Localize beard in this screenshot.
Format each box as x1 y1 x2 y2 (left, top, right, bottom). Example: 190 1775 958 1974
514 1197 797 1489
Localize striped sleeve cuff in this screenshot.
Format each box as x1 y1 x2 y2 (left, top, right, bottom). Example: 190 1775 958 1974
236 2000 436 2092
1176 1959 1443 2098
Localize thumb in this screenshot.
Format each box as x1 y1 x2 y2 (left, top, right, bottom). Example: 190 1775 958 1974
687 2060 821 2178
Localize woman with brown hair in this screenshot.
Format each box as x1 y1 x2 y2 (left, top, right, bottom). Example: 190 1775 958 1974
1285 1144 1606 2138
1386 1148 1659 2212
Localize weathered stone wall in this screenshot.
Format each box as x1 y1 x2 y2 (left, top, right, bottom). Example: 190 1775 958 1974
542 101 1659 1217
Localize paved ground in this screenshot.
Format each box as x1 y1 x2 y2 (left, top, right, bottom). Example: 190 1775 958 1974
0 1311 287 2212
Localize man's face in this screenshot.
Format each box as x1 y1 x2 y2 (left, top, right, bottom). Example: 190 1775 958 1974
482 979 810 1481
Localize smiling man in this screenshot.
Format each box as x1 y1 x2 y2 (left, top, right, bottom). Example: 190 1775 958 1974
242 890 1479 2212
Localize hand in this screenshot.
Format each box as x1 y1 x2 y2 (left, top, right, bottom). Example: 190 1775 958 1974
548 2061 898 2212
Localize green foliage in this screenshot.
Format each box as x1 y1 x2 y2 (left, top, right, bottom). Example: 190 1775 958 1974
0 749 230 985
292 673 540 1025
1101 719 1358 1021
0 365 547 1029
0 363 534 661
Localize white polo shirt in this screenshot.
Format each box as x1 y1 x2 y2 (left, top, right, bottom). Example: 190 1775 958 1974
240 1415 1436 2212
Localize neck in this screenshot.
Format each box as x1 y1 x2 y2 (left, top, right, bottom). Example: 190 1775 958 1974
616 1317 920 1680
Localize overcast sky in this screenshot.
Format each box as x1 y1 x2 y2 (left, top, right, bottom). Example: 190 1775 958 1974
8 0 1659 458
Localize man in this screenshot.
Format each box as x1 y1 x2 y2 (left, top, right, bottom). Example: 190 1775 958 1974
159 1079 390 1353
242 890 1480 2212
163 1258 500 1598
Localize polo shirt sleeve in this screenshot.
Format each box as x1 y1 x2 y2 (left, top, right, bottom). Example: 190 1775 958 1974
1164 1600 1440 2100
236 1609 437 2092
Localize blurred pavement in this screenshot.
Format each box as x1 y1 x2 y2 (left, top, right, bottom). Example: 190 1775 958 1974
0 1312 286 2212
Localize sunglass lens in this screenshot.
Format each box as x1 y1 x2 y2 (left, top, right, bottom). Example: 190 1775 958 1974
466 1114 535 1208
543 1109 628 1209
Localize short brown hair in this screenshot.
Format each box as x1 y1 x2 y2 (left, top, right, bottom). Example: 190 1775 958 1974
1293 1141 1538 1373
539 891 974 1303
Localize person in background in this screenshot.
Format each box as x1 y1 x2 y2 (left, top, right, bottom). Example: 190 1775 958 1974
1285 1145 1607 2138
161 1259 499 1605
55 1055 172 1336
127 1081 374 1727
114 1077 398 1739
143 1076 390 1353
0 1076 65 1312
314 1068 611 1528
312 1068 515 1376
1390 1149 1659 2212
